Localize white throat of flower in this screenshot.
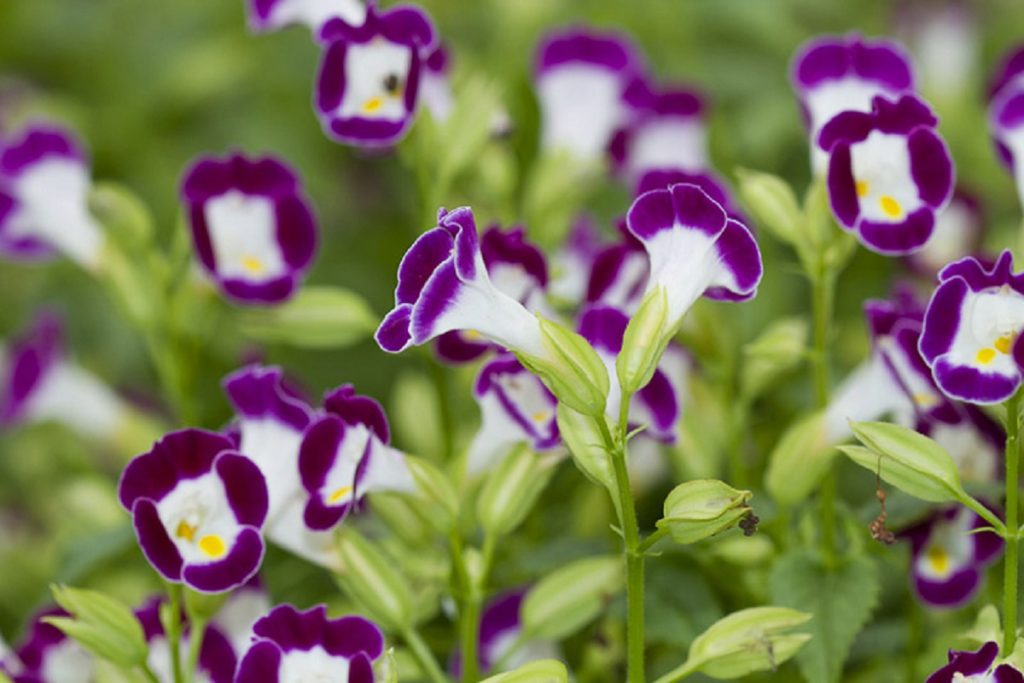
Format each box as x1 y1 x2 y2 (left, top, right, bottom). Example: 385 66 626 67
205 190 286 283
849 131 921 224
156 473 235 564
340 38 411 122
537 64 625 161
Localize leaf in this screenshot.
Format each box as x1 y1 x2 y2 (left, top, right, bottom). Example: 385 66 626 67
769 550 880 682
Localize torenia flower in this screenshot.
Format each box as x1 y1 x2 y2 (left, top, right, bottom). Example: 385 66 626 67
635 168 745 222
247 0 365 35
989 43 1024 103
465 354 559 475
819 94 954 255
12 608 94 683
904 190 984 277
906 507 1003 608
181 153 318 305
895 1 977 102
118 429 269 593
548 217 601 304
585 225 648 313
435 225 550 364
376 207 548 358
791 34 915 173
612 80 706 182
927 641 1024 682
211 577 272 654
919 251 1024 404
420 43 455 123
452 589 558 678
298 384 414 529
534 27 641 163
990 84 1024 211
135 598 237 683
315 3 437 147
0 123 104 268
625 183 762 344
235 604 385 683
1 312 127 441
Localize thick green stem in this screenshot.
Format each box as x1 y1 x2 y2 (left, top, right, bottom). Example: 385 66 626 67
401 626 450 683
184 617 207 683
449 532 481 683
1004 391 1021 656
166 583 185 683
811 267 837 564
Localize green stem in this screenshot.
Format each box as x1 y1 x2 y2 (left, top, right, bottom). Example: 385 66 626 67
811 266 837 565
401 626 450 683
637 526 670 555
1004 391 1021 656
184 617 207 683
449 532 480 683
140 664 162 683
652 658 698 683
166 583 185 683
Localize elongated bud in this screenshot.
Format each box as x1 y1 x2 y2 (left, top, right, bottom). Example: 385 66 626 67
617 286 670 396
658 479 754 544
89 182 155 254
334 527 414 630
517 317 609 417
480 660 569 683
47 585 148 668
477 445 556 538
405 456 459 534
555 403 614 493
238 286 377 349
736 168 803 246
370 492 437 546
521 555 623 640
764 411 833 507
741 317 808 400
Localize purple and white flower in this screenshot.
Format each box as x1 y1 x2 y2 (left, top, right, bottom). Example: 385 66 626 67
584 225 648 313
927 641 1024 683
12 608 93 683
895 1 977 102
611 80 706 182
904 189 984 277
247 0 365 36
990 84 1024 211
315 3 437 147
989 44 1024 104
212 577 272 654
625 183 762 337
1 312 127 441
181 153 318 305
0 123 104 268
919 251 1024 404
465 354 559 475
791 34 915 173
135 597 237 683
235 604 384 683
420 43 455 123
435 225 550 364
298 384 414 529
452 589 558 678
118 429 269 593
548 217 602 305
819 93 954 255
635 168 745 222
534 27 641 163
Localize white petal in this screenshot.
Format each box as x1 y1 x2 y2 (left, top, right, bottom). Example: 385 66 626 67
624 116 707 180
431 280 547 358
945 288 1024 375
644 225 718 326
929 420 999 485
266 0 365 31
22 362 125 439
915 199 976 272
280 645 349 683
213 586 272 654
265 496 341 571
537 64 626 161
420 72 455 123
238 418 304 520
849 131 922 223
805 78 895 173
823 356 913 443
41 639 93 683
628 436 669 492
361 441 415 494
205 191 286 282
340 40 412 122
914 508 975 581
1002 124 1024 211
910 5 976 100
155 473 239 566
147 635 214 683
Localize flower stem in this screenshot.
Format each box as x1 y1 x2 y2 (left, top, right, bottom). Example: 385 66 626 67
401 626 450 683
166 583 185 683
1004 390 1021 656
449 532 481 683
811 266 837 565
184 616 207 683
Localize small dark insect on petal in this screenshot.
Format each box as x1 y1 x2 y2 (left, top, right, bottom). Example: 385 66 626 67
383 74 401 94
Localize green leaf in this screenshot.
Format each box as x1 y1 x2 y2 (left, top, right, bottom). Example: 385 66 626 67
521 555 623 640
48 585 148 668
237 286 376 349
769 550 880 683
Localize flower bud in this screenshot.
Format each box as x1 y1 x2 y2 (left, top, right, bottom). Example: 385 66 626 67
741 317 808 401
517 317 609 417
555 404 614 493
480 660 569 683
617 287 670 396
334 527 414 631
477 445 556 538
406 455 459 534
736 168 803 246
238 286 377 349
764 411 833 507
370 492 437 546
521 555 623 640
89 182 155 255
658 479 754 544
47 585 148 669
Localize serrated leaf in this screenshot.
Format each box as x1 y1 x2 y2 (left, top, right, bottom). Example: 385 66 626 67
769 550 880 682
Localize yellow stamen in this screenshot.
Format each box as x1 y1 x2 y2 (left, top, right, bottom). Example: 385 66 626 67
198 534 227 559
913 392 938 408
926 545 950 576
976 348 997 365
241 255 265 275
363 97 384 114
855 180 869 198
532 411 548 423
880 195 903 219
328 485 353 504
464 329 482 341
995 334 1015 354
175 521 196 542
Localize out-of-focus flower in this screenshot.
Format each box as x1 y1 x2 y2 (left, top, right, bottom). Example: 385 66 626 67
585 223 648 313
0 123 104 268
895 1 977 102
611 80 706 182
420 42 455 123
315 3 437 147
990 84 1024 211
12 608 93 683
920 251 1024 404
1 312 127 441
988 44 1024 103
118 429 268 593
904 190 984 277
548 217 601 304
451 589 558 679
247 0 365 36
906 507 1002 608
211 577 272 655
181 153 317 305
927 641 1023 682
534 27 641 163
435 225 549 364
465 353 559 475
134 597 236 683
635 168 745 222
819 94 953 255
235 604 384 683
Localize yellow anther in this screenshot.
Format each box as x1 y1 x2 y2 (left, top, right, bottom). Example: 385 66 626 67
175 521 196 542
995 334 1015 354
926 545 950 576
976 348 997 365
198 534 227 559
241 255 265 275
328 485 353 504
464 330 482 341
363 97 384 114
855 180 869 198
913 393 938 408
532 411 548 423
880 195 903 219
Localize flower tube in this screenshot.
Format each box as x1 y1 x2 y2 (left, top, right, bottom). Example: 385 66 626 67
181 153 318 305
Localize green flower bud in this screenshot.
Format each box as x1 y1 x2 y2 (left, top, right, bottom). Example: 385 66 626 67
517 317 609 417
764 411 834 507
658 479 754 544
617 287 670 396
88 182 155 255
369 492 437 546
390 371 445 462
477 445 556 538
736 168 803 247
405 456 459 534
741 317 808 401
334 527 414 631
480 660 569 683
555 404 615 494
521 555 623 641
47 585 148 669
237 286 377 349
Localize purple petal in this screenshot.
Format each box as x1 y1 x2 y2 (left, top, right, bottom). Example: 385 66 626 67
182 526 265 593
236 640 282 683
119 429 235 509
376 304 413 353
215 452 269 528
323 385 390 442
132 498 184 582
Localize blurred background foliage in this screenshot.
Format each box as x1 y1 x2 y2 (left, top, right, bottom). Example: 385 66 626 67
3 0 1024 679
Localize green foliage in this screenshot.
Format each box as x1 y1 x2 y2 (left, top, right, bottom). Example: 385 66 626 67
236 285 377 349
521 555 624 641
47 585 148 670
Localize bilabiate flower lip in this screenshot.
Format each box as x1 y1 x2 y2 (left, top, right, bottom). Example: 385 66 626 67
0 123 104 267
919 251 1024 404
635 168 745 222
235 604 384 683
134 597 237 683
376 207 548 358
13 607 94 683
315 3 437 147
927 641 1024 683
118 429 269 593
791 33 915 173
820 93 954 256
466 353 559 475
534 27 642 162
181 153 317 305
247 0 365 36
